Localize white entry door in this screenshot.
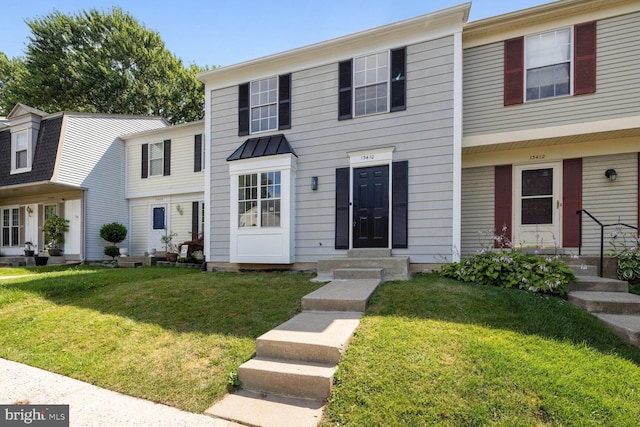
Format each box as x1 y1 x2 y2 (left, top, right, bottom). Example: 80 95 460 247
149 205 167 252
514 163 561 248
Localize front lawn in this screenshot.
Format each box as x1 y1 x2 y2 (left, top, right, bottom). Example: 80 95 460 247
321 273 640 427
0 266 321 412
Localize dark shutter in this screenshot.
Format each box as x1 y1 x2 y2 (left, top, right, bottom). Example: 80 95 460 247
192 201 200 240
141 143 149 179
238 82 250 136
335 167 350 249
194 134 202 172
504 37 524 106
392 161 408 248
163 139 171 176
278 74 291 130
494 165 512 247
390 47 407 112
574 21 596 96
338 60 352 120
562 158 582 247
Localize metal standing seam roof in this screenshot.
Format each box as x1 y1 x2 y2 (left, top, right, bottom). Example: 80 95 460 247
226 134 297 161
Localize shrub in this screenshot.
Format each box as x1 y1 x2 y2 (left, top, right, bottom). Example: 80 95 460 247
100 222 127 244
42 215 69 249
609 230 640 282
441 249 574 296
104 245 120 260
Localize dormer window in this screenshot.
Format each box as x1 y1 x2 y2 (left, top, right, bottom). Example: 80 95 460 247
11 130 32 173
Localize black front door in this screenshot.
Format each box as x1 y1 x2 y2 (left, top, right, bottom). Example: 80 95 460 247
353 165 389 248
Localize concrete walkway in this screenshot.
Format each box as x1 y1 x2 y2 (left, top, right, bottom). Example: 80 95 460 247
0 358 240 427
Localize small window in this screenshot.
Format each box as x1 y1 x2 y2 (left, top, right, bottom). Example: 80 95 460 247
250 77 278 133
44 205 57 221
11 131 31 173
149 142 164 176
354 52 389 116
1 208 20 247
153 207 166 230
525 28 572 101
238 171 281 228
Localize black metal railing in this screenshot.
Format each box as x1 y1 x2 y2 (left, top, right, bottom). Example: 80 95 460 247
576 209 638 277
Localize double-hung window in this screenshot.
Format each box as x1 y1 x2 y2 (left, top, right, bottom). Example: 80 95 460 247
11 130 31 173
1 208 20 247
141 140 171 178
525 28 572 101
339 47 406 120
504 22 596 106
238 171 281 228
238 74 291 136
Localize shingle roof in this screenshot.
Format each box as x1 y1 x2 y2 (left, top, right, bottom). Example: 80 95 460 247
226 134 297 161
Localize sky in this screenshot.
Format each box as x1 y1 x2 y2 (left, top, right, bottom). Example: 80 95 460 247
1 0 551 68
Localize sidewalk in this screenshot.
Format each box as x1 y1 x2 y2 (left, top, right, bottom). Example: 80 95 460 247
0 358 241 427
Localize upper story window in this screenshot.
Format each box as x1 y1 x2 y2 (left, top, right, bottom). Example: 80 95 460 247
194 134 204 173
339 47 406 120
141 140 171 178
238 74 291 136
11 130 31 173
525 28 571 101
504 21 596 106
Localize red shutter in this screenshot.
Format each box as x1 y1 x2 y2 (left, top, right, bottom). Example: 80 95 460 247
504 37 524 106
574 21 596 95
494 165 512 248
562 158 582 247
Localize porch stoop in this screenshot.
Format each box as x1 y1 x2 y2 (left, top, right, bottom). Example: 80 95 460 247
205 268 387 427
315 248 410 282
568 274 640 348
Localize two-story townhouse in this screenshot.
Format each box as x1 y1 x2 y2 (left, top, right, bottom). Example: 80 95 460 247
199 4 470 271
0 103 167 261
121 121 205 256
461 0 640 257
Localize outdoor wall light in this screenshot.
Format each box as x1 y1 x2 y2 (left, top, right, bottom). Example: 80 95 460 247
26 206 33 217
176 204 183 215
311 176 318 191
604 169 618 182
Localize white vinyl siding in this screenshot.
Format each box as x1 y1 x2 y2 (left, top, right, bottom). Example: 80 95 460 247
463 11 640 136
209 36 457 264
56 115 166 260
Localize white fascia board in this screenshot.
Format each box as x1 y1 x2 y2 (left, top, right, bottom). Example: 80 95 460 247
199 3 470 90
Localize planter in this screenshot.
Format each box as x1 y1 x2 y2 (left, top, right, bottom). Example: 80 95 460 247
34 256 48 266
165 253 178 262
48 248 62 256
24 250 35 257
119 247 128 257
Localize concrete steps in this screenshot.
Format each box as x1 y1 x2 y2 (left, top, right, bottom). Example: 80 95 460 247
568 274 640 348
316 249 410 282
206 267 385 427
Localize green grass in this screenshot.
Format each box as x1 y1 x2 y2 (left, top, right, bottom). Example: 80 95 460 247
0 266 321 412
321 273 640 427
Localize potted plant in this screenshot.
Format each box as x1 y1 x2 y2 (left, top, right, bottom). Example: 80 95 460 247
24 242 36 257
161 231 178 261
42 215 69 256
100 222 128 258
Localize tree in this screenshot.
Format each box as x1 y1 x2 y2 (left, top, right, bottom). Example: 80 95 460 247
11 8 205 124
0 53 28 116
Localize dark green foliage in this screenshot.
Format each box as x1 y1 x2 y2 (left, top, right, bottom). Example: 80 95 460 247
1 8 208 123
103 245 120 259
441 249 574 296
609 231 640 282
42 215 70 249
100 222 127 244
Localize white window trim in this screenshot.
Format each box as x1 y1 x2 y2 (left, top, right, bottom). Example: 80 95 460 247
250 76 279 134
228 153 296 264
148 141 164 177
524 27 574 102
10 129 33 174
1 206 21 247
353 50 391 117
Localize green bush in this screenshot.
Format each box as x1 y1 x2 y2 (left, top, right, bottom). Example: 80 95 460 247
609 231 640 282
104 245 120 259
100 222 127 244
441 249 574 296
